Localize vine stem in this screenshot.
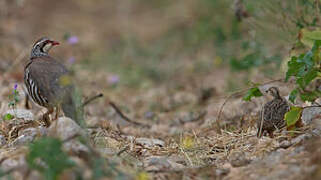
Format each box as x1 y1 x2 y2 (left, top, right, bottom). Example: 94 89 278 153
302 105 321 109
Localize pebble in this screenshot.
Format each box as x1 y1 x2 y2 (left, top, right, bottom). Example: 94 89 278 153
48 117 83 141
136 137 165 147
301 107 321 125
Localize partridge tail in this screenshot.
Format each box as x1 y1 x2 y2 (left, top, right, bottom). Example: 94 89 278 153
62 96 77 120
62 95 83 124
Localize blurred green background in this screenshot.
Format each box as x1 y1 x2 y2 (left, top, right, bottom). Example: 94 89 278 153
0 0 318 92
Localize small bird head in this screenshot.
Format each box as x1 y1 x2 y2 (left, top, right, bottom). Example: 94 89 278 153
266 87 281 99
31 37 60 59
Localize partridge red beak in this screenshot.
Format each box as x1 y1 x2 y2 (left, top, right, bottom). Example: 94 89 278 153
50 40 60 46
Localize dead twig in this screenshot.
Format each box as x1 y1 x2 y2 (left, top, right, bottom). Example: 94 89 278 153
303 105 321 109
146 169 183 173
258 103 264 138
82 93 104 107
116 145 129 156
109 101 150 128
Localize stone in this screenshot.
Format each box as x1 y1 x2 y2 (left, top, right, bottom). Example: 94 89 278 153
279 140 291 149
279 133 312 149
18 127 38 137
48 117 83 141
145 156 171 169
144 156 185 171
291 133 312 145
216 168 230 177
0 134 6 146
10 127 48 147
5 109 34 121
301 107 321 125
135 137 165 147
10 134 35 146
229 151 251 167
63 140 89 155
1 155 26 171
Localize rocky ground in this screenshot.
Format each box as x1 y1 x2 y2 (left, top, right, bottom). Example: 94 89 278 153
0 73 321 180
1 1 321 179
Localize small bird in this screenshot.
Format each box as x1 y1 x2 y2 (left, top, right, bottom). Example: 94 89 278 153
24 37 77 126
257 87 290 138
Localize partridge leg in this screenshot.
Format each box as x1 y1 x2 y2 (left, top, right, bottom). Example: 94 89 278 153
43 108 54 127
25 94 30 109
55 106 61 120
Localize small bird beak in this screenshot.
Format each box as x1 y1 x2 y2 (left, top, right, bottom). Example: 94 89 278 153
50 40 60 46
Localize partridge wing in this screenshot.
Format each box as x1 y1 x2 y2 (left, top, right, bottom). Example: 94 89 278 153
27 57 71 106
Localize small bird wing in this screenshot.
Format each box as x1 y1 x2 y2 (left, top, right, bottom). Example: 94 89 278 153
263 99 288 129
26 56 72 105
261 100 277 129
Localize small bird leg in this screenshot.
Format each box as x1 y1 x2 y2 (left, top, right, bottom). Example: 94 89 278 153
268 130 274 138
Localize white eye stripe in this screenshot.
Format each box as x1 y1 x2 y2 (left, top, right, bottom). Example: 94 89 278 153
35 39 48 46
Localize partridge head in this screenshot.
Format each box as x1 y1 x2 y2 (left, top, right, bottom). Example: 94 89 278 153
30 37 60 59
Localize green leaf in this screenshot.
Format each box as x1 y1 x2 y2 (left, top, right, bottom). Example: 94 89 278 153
300 90 321 102
297 51 314 69
26 137 75 180
285 40 321 82
285 56 307 81
311 40 321 53
289 89 299 103
8 101 15 108
3 113 14 120
243 87 263 101
285 106 302 127
14 96 19 103
296 68 319 89
301 29 321 47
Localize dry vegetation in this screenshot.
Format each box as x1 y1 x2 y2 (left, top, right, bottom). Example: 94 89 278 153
0 0 321 179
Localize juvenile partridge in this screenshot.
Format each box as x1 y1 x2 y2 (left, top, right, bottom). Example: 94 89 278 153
257 87 289 138
24 37 77 126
